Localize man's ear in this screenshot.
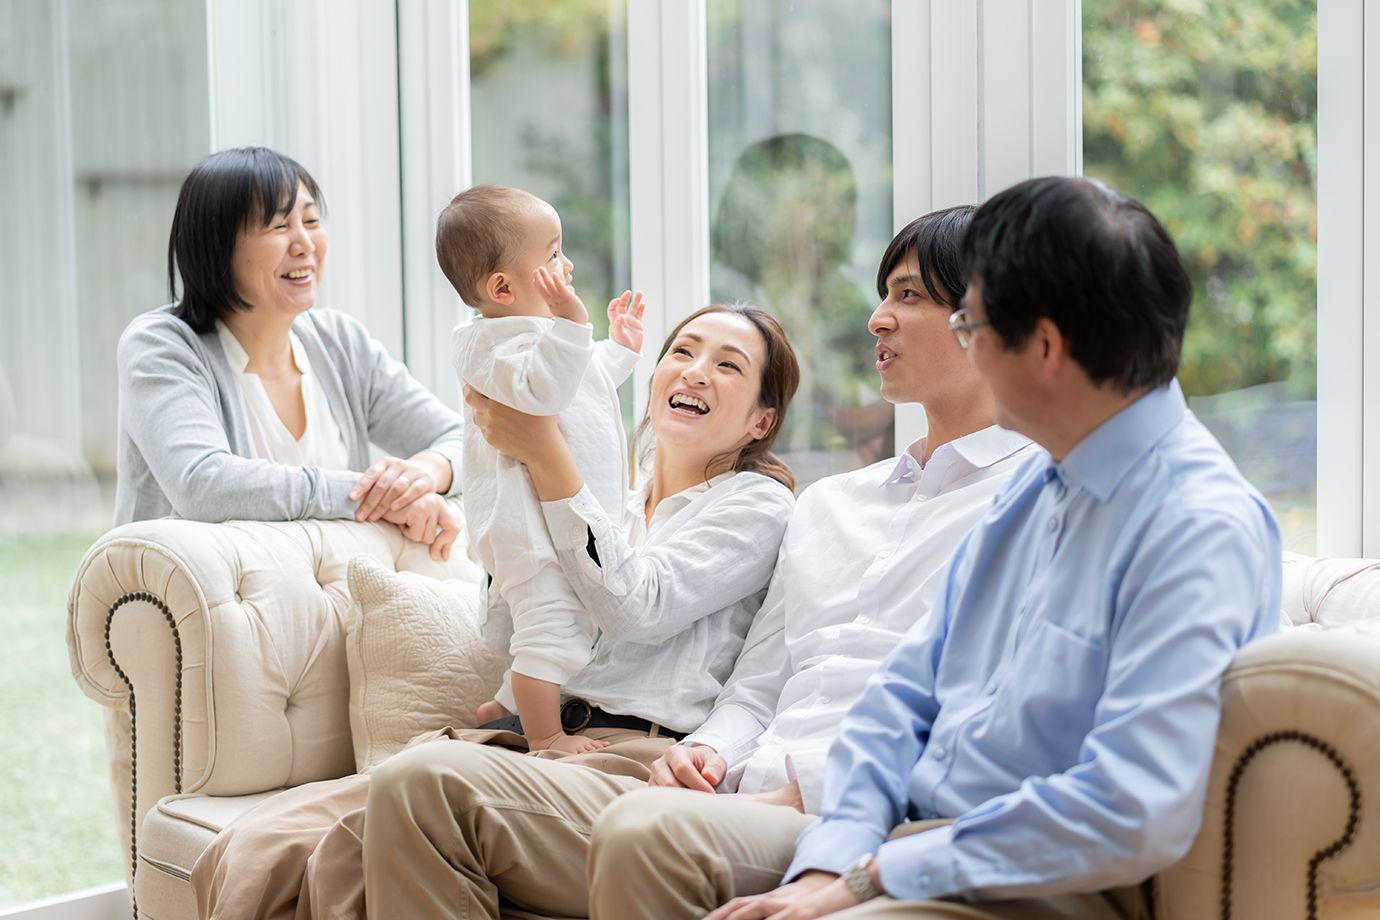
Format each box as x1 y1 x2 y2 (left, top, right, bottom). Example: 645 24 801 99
485 271 513 305
1033 316 1068 380
748 407 776 441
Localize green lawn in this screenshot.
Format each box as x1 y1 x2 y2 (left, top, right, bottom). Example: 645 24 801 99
0 532 124 907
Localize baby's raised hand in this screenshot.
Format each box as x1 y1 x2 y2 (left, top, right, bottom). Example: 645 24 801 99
533 266 588 325
608 290 646 353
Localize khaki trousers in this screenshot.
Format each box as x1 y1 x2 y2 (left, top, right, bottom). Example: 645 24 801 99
193 726 672 920
588 788 1152 920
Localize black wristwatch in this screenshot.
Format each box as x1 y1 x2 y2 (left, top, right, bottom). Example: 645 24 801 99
841 853 884 902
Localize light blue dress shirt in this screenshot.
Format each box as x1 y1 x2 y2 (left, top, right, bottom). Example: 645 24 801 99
787 381 1282 902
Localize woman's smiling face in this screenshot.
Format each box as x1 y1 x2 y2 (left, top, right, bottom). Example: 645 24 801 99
230 181 328 318
648 311 776 465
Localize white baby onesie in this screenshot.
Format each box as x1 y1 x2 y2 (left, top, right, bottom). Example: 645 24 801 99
452 315 639 711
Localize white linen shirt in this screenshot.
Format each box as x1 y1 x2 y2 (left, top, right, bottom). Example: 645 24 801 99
453 315 639 586
216 321 350 469
547 470 796 733
685 425 1033 812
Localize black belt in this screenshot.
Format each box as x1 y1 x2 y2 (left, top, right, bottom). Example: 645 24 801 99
477 698 687 741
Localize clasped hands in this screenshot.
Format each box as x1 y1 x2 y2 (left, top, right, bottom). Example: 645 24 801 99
350 454 460 561
645 746 863 919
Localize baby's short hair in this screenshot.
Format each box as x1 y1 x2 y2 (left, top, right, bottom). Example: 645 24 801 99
436 184 540 306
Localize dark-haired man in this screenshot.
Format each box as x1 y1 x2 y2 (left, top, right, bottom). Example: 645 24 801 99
361 205 1037 917
590 176 1282 919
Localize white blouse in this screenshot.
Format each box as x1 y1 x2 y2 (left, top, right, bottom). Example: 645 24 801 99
544 471 796 733
216 321 351 470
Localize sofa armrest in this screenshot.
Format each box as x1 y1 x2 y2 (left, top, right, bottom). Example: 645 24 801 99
66 512 482 892
1156 624 1380 919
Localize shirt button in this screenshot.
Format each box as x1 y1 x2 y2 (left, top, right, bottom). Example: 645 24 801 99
985 682 997 695
933 745 947 760
878 550 891 560
858 615 871 625
1046 516 1059 533
819 695 832 704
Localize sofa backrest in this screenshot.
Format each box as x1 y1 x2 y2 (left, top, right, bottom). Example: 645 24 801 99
1282 551 1380 628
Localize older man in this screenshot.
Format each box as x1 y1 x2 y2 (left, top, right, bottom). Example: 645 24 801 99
589 177 1282 920
360 204 1035 918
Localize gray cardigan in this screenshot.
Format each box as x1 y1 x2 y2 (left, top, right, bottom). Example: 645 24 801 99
114 305 464 526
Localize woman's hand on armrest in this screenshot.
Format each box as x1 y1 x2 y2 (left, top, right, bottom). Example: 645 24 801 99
464 385 583 502
351 453 451 522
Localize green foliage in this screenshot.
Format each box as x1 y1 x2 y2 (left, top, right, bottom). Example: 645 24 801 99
469 0 611 76
1082 0 1317 398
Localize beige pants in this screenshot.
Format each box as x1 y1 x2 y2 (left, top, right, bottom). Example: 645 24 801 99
192 726 673 920
588 787 1152 920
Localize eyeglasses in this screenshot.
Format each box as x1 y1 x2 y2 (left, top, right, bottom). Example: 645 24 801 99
948 308 991 350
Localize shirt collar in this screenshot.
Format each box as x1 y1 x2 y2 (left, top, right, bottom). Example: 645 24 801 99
881 425 1032 488
215 320 310 377
1056 380 1187 502
629 472 729 526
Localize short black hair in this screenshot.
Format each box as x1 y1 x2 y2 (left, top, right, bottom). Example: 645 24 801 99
961 176 1190 393
167 147 325 333
875 205 976 308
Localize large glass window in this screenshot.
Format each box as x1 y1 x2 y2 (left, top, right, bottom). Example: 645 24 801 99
706 0 893 487
468 0 632 401
1083 0 1318 551
0 0 208 905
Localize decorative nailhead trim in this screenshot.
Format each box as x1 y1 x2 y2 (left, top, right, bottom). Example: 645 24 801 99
104 590 184 920
1221 730 1360 920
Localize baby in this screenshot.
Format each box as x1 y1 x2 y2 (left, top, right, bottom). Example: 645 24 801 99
438 184 645 753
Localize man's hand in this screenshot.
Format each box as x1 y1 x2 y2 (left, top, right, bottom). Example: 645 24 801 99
648 742 727 792
608 289 646 353
705 871 859 920
533 266 588 325
381 493 461 561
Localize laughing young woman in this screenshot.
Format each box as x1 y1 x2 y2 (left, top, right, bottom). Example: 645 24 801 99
192 303 801 919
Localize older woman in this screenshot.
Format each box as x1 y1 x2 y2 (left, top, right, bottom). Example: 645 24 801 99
115 147 463 557
192 302 801 919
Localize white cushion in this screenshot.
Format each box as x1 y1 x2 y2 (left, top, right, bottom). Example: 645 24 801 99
345 555 506 770
137 791 279 919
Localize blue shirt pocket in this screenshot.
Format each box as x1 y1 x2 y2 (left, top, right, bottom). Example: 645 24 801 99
977 618 1108 776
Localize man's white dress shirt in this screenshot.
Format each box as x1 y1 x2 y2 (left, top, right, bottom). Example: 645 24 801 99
685 425 1033 811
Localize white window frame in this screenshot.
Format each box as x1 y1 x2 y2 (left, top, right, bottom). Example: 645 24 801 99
625 0 712 416
206 0 405 356
0 882 127 920
1318 0 1370 556
891 0 1082 450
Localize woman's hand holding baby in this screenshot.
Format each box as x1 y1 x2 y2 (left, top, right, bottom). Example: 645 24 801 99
533 266 588 325
465 385 583 503
608 290 646 353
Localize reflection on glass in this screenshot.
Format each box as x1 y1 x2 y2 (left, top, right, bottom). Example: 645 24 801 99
707 0 893 487
0 0 208 905
1083 0 1318 551
468 0 632 414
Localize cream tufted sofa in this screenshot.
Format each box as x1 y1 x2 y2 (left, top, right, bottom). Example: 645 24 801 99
69 524 1380 919
66 514 483 920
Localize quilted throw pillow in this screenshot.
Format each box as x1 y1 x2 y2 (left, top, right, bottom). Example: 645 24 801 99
345 554 506 770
